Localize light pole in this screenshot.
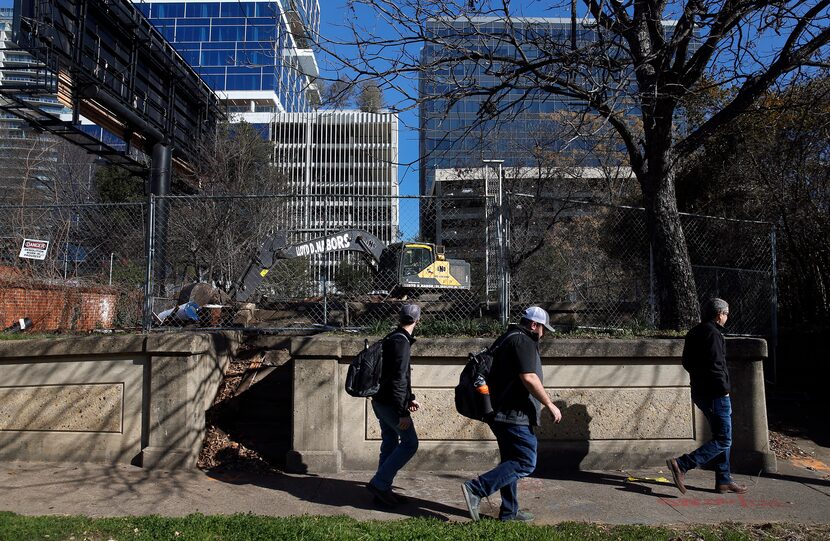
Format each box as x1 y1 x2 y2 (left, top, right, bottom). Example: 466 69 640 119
483 159 508 324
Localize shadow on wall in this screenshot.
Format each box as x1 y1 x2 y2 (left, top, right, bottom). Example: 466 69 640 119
0 332 238 471
536 401 591 473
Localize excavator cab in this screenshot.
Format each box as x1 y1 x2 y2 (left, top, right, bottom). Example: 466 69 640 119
386 242 471 291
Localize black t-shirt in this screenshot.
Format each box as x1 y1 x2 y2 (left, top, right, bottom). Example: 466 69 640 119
487 325 543 426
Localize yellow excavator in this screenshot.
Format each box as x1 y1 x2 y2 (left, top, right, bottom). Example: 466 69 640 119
230 229 471 302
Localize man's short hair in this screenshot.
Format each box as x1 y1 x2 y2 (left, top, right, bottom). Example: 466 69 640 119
399 303 421 324
701 298 729 321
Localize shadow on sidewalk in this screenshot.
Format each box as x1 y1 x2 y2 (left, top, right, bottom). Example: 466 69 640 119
205 460 468 521
535 470 682 499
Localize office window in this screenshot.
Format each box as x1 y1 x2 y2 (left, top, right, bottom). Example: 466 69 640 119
247 24 276 41
154 3 184 18
213 25 244 41
178 26 210 42
228 70 263 91
220 2 245 17
201 49 233 66
186 3 220 17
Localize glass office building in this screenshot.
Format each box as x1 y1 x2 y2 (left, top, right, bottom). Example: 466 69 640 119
136 0 319 109
419 17 645 197
419 17 652 302
0 8 64 203
80 1 320 149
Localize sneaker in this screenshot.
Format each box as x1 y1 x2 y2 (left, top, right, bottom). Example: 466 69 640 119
367 482 398 507
390 490 409 504
716 482 748 494
666 458 687 494
502 509 535 522
461 481 481 521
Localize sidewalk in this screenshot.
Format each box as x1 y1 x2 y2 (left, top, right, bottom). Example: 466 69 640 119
1 457 828 525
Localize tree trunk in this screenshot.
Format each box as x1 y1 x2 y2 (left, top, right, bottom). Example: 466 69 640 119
641 166 700 330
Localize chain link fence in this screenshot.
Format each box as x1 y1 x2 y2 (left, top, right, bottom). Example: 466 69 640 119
1 194 775 337
147 194 485 330
506 197 775 336
0 202 146 332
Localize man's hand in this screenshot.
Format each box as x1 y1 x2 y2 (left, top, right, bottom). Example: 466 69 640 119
519 372 562 424
408 400 421 412
546 403 562 423
398 417 412 430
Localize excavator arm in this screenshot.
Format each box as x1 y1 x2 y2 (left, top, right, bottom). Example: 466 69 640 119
231 229 386 302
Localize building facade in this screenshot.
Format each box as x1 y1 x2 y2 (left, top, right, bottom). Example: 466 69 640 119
270 110 399 292
273 109 400 243
135 0 320 122
419 17 647 306
0 7 63 204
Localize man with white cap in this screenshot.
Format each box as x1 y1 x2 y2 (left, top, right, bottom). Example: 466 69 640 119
461 306 562 522
366 303 422 507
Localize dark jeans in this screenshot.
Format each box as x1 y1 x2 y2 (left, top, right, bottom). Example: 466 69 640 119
370 400 419 491
467 421 537 520
677 394 733 485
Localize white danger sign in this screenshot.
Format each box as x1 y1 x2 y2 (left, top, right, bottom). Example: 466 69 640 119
19 239 49 260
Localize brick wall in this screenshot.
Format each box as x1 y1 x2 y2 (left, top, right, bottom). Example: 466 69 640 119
1 282 117 331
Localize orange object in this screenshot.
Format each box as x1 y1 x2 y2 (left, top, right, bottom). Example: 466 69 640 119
476 384 489 394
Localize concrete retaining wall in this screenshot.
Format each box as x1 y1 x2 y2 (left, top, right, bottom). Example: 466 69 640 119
0 332 240 468
287 336 776 475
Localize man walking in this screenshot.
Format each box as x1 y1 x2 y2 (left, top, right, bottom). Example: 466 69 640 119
366 303 421 506
461 306 563 522
666 298 748 494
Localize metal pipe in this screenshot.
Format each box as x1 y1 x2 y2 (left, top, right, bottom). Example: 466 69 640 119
769 225 779 385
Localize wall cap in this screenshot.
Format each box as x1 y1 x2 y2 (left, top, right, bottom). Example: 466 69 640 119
0 331 243 359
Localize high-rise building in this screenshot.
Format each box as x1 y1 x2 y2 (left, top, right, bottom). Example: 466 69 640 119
80 0 321 145
419 17 639 198
134 0 320 126
272 110 400 287
419 17 648 304
0 7 64 203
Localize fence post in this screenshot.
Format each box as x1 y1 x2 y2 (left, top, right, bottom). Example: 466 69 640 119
648 241 656 326
142 195 156 332
769 225 779 384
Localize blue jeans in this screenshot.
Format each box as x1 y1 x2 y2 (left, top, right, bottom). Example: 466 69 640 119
370 400 419 491
677 394 733 484
467 421 537 520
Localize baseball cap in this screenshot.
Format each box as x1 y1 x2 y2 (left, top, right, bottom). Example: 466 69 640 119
521 306 555 332
399 303 421 323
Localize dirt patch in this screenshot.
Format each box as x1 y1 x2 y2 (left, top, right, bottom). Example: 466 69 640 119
769 428 813 461
197 353 279 473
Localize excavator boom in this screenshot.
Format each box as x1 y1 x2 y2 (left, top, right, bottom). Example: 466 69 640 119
232 230 385 302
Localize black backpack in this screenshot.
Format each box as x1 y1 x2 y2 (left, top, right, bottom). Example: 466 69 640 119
455 331 521 421
344 335 388 397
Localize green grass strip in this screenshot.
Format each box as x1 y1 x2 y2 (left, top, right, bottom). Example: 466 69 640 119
1 513 826 541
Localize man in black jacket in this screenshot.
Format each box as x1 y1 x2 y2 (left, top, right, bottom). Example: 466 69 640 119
666 298 748 495
367 303 421 506
461 306 562 522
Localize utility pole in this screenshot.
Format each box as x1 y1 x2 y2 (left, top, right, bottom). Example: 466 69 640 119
483 159 507 324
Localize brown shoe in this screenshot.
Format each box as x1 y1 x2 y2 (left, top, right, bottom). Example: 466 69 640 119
716 482 748 494
666 458 687 494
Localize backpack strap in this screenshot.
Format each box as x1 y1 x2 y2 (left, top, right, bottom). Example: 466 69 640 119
488 330 525 355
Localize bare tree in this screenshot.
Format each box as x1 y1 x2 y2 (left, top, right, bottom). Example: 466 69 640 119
679 75 830 329
319 76 356 108
163 121 293 293
322 0 830 329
